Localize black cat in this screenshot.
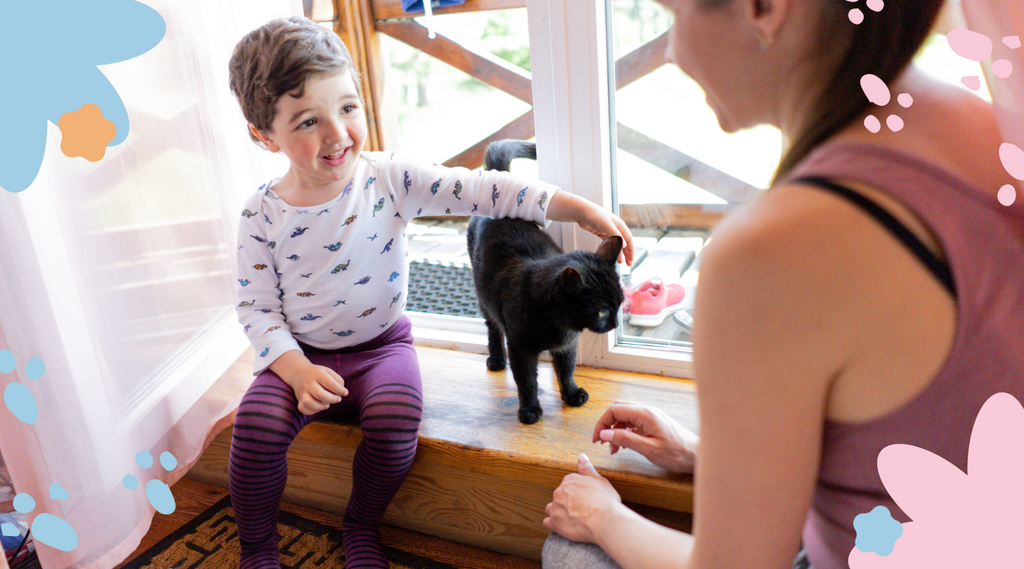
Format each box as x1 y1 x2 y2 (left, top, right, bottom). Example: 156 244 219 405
467 139 624 424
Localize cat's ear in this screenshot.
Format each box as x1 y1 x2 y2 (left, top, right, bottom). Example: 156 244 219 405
596 236 623 264
559 267 582 291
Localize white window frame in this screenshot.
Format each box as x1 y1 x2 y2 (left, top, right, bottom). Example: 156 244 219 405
527 0 695 378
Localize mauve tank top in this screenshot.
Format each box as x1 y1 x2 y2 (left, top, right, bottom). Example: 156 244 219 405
780 141 1024 569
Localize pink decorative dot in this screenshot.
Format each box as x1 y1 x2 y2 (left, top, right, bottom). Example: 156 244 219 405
961 75 982 90
1001 143 1024 181
866 0 884 12
849 8 864 25
864 115 881 133
1004 36 1021 49
897 93 913 108
861 74 891 105
992 59 1013 79
997 185 1017 206
886 115 904 132
947 28 993 62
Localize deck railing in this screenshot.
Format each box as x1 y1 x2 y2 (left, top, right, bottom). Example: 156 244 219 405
330 0 760 226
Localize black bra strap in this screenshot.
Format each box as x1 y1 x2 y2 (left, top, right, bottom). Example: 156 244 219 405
794 176 956 297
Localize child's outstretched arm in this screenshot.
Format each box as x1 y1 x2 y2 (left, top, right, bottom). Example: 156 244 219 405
546 191 634 266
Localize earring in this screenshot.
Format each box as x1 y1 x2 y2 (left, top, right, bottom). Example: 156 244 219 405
757 30 774 51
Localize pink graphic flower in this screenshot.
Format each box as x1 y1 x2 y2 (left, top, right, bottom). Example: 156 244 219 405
849 393 1024 568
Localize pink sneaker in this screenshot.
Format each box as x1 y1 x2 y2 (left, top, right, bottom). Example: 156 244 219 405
628 279 685 327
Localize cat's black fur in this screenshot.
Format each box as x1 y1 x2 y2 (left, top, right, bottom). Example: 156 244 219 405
467 139 624 424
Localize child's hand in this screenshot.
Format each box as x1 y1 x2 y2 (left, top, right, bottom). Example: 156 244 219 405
546 191 635 266
270 350 349 415
289 364 348 415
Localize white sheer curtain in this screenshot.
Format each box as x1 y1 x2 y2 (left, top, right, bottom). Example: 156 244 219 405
0 0 296 567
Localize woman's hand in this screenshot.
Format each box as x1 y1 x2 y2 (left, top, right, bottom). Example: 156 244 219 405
546 191 635 266
543 454 623 544
592 401 698 473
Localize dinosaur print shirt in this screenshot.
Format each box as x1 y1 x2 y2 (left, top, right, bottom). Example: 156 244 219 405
236 151 558 374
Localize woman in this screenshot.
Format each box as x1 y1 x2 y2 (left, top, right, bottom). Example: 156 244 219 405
542 0 1024 568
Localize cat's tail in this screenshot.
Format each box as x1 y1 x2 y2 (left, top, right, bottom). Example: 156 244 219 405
484 139 536 172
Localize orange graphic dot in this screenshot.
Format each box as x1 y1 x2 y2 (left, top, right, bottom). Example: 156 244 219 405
58 104 117 162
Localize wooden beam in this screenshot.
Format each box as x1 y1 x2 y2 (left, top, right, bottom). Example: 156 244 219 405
372 0 525 20
615 31 669 90
619 203 734 231
336 0 391 150
442 110 535 169
376 20 533 104
616 123 763 204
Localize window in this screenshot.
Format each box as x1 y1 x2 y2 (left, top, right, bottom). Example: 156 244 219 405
349 0 985 378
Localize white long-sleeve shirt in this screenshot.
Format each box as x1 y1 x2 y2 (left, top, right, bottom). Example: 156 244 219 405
235 151 558 374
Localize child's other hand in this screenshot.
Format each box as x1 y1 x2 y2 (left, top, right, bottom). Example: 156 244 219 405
290 364 348 415
547 191 634 266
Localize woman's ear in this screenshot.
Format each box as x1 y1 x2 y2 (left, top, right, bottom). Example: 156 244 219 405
248 124 279 153
747 0 790 49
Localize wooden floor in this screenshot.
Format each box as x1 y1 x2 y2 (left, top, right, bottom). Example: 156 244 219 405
114 476 541 569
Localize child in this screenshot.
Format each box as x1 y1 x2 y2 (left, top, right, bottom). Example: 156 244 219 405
227 16 633 569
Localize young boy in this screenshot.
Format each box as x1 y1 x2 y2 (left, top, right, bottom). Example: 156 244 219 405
227 16 632 568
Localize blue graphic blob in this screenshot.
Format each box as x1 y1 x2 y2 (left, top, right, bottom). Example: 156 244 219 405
122 475 139 490
49 484 69 500
4 383 39 425
12 493 35 514
0 349 14 373
145 479 176 515
159 452 177 471
26 358 45 380
1 523 20 537
853 506 904 556
135 450 153 469
32 513 79 552
0 0 166 192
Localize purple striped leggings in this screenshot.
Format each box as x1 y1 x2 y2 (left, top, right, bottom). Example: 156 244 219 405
229 316 422 568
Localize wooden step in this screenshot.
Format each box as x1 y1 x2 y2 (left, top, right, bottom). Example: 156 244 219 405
188 346 697 561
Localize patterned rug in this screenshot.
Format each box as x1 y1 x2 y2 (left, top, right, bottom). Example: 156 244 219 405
121 495 458 569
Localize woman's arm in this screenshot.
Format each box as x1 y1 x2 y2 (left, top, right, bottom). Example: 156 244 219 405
546 188 859 569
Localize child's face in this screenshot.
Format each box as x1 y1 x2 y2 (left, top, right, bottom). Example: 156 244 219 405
260 71 367 192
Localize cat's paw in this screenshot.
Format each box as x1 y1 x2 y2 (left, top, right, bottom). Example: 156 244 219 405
486 356 506 371
563 387 589 407
518 405 543 424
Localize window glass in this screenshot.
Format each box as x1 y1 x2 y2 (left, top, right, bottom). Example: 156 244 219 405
607 0 984 352
609 0 779 350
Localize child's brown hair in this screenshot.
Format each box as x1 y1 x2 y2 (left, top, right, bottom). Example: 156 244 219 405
229 16 361 145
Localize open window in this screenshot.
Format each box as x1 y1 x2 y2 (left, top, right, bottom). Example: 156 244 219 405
326 0 991 377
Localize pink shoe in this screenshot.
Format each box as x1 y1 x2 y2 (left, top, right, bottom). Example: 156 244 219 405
628 279 685 327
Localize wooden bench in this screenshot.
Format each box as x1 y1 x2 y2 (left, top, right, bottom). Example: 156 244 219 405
188 346 697 561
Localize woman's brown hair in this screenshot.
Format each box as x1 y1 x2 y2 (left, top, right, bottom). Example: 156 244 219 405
772 0 946 182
